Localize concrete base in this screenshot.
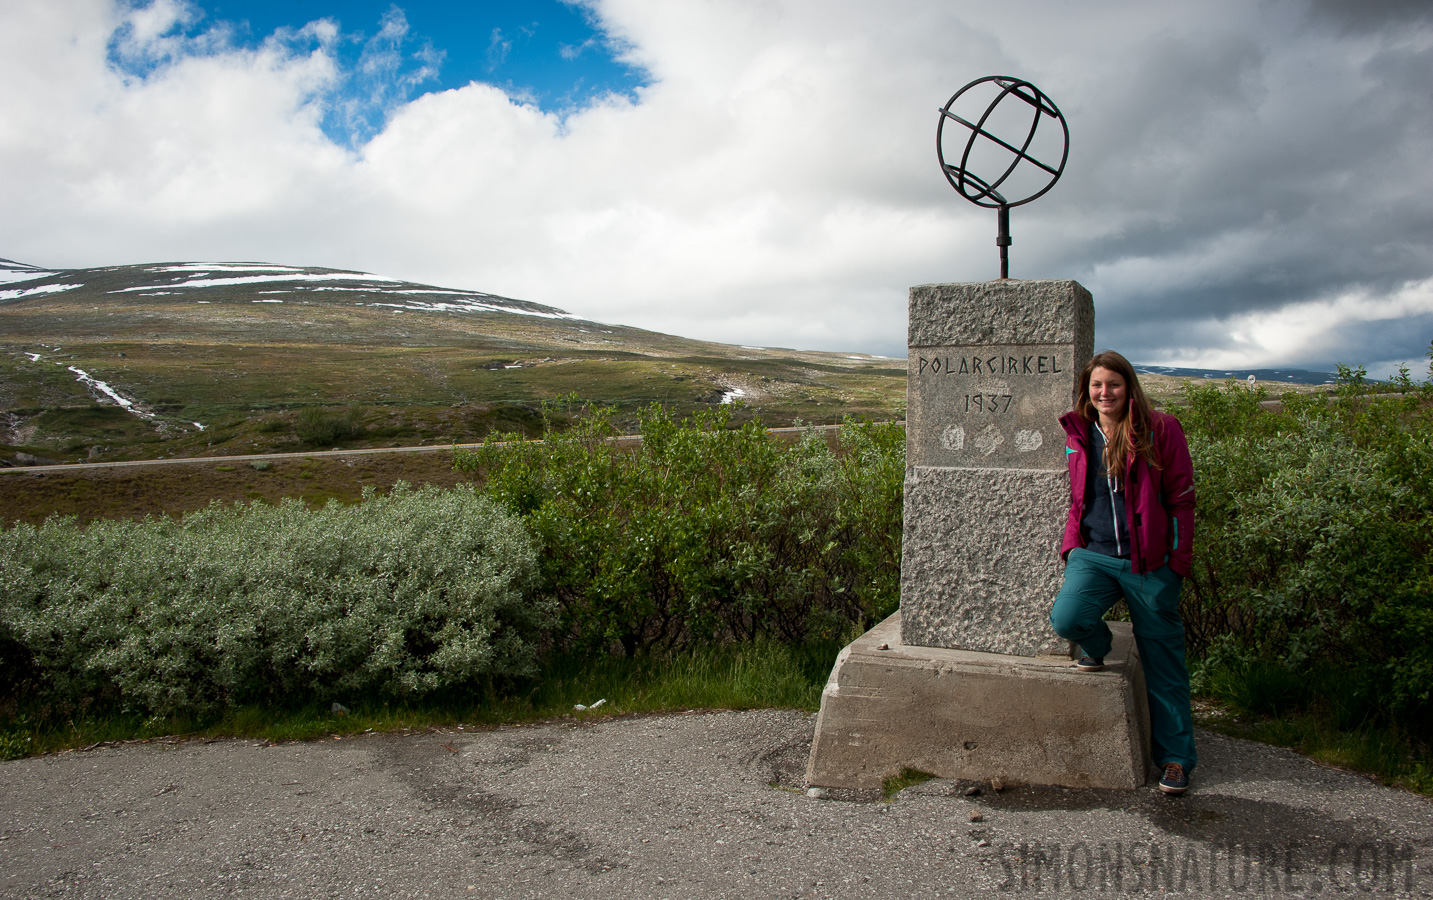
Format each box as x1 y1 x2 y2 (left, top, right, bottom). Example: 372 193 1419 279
805 612 1151 791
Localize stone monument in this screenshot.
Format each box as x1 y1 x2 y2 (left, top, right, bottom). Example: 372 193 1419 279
805 79 1151 793
899 280 1090 657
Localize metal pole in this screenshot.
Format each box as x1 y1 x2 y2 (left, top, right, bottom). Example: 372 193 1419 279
997 204 1011 279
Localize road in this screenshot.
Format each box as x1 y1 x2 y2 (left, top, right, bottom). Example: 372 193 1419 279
0 426 848 475
2 710 1429 899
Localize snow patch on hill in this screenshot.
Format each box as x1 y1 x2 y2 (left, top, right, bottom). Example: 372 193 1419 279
0 258 56 285
0 270 58 286
148 263 305 274
113 272 404 292
67 366 153 419
364 299 578 319
0 283 82 300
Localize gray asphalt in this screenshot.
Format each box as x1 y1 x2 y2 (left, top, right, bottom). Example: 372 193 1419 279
1 710 1429 899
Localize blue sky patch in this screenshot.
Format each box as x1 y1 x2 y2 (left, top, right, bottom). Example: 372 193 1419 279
107 0 648 145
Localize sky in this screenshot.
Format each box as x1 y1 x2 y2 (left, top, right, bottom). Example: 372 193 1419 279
2 0 1431 374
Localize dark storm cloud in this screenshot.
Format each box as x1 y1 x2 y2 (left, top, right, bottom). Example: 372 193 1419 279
1021 2 1433 369
1307 0 1433 33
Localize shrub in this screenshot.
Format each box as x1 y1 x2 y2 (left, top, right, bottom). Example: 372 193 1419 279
296 406 365 445
1179 363 1433 729
0 485 548 717
455 401 903 655
0 716 32 761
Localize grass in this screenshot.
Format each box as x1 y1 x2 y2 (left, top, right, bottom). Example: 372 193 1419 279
0 639 839 758
2 276 906 464
0 351 899 463
0 420 854 527
1193 660 1433 796
6 634 1431 804
881 767 936 799
0 451 473 526
1196 705 1433 796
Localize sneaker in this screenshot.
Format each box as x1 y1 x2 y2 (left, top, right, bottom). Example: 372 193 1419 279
1075 655 1105 672
1159 763 1189 795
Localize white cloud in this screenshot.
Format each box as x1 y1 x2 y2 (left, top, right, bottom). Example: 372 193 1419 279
1149 277 1433 371
328 7 441 142
109 0 204 65
559 37 600 61
1 0 1430 369
486 27 513 71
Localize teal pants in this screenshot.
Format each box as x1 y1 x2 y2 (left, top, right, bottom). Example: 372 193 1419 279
1049 548 1197 773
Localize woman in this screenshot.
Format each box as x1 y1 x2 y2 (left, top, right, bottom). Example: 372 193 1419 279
1049 351 1197 795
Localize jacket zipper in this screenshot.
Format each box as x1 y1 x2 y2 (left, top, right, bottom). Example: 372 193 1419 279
1095 423 1123 557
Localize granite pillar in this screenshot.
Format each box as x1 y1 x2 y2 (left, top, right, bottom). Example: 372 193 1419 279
806 280 1152 792
900 280 1093 656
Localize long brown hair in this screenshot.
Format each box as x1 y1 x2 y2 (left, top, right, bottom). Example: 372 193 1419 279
1073 350 1160 481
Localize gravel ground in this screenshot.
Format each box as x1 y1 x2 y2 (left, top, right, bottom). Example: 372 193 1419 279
1 710 1429 899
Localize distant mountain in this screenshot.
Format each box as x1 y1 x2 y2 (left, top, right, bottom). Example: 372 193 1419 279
0 258 906 464
1134 365 1336 385
0 258 577 321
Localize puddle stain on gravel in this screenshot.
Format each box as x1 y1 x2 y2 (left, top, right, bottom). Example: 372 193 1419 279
744 717 817 790
375 733 627 877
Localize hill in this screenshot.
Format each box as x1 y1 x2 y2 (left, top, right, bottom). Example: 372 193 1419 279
1136 364 1336 385
0 259 906 464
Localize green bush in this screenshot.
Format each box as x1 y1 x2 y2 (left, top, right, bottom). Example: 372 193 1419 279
0 715 32 760
455 401 903 655
0 484 548 717
1180 363 1433 729
296 405 365 445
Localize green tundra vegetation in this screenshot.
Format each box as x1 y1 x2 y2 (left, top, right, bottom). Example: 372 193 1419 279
1177 364 1433 788
0 375 1429 792
452 402 904 656
0 265 908 465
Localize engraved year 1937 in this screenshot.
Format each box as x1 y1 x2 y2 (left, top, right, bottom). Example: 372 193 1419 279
965 394 1013 413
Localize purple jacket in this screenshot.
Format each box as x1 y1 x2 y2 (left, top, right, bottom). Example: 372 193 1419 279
1059 409 1195 577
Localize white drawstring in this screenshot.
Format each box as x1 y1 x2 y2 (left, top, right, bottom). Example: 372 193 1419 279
1095 423 1123 557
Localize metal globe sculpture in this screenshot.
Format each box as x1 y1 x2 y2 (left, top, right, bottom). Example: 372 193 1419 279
937 76 1069 279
